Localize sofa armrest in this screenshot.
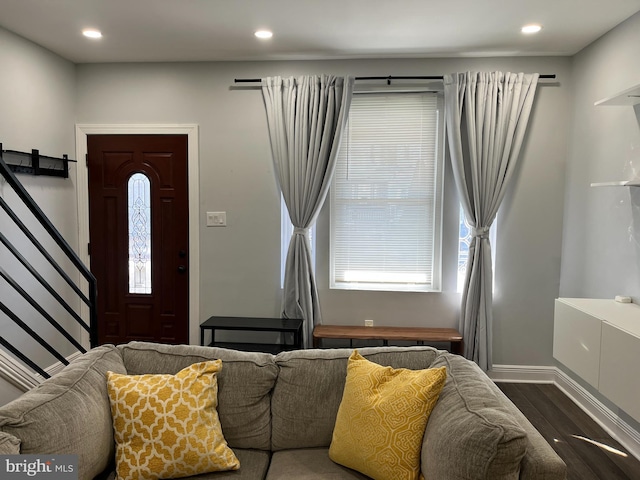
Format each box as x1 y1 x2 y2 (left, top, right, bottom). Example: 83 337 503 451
0 431 20 454
485 384 567 480
0 345 127 480
420 353 566 480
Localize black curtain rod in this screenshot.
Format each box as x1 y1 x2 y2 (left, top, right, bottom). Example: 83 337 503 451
234 74 556 84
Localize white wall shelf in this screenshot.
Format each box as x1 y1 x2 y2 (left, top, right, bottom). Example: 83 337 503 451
592 83 640 187
594 83 640 106
591 180 640 187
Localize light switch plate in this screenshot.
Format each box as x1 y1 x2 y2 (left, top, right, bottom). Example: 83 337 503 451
206 211 227 227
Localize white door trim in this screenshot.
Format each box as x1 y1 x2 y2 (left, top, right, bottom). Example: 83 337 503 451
75 124 200 346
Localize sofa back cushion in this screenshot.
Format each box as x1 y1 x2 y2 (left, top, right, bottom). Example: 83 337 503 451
118 341 278 450
0 345 127 480
271 346 439 451
421 353 528 480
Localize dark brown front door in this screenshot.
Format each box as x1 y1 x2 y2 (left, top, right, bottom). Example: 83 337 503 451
88 134 189 345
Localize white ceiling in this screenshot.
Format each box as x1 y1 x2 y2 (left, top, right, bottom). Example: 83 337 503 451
1 0 639 63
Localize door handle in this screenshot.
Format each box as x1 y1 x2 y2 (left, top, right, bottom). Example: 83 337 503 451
178 265 187 273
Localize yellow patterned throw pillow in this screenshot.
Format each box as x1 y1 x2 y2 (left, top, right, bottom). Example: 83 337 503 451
106 361 239 480
329 350 447 480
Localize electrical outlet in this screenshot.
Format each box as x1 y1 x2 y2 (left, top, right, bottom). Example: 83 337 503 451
364 319 374 327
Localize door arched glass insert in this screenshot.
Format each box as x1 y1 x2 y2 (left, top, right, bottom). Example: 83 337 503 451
128 172 152 294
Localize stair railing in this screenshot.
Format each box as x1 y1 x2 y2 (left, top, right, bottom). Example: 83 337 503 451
0 147 97 381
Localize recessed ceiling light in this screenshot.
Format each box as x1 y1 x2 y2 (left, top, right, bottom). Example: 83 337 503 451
521 24 542 34
82 29 102 39
255 30 273 39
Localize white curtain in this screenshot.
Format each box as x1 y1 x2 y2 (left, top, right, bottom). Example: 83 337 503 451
262 75 354 347
444 72 539 371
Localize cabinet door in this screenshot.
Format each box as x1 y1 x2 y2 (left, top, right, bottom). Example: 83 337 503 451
599 322 640 423
553 300 602 389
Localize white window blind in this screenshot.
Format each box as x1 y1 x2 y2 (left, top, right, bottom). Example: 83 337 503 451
330 91 444 292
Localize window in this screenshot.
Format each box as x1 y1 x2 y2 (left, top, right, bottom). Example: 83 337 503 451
280 196 316 287
330 91 444 292
457 206 497 293
128 173 152 294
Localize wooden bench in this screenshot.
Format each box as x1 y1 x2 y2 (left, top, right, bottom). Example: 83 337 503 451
312 325 463 354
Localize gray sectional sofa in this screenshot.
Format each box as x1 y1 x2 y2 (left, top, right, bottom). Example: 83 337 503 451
0 341 567 480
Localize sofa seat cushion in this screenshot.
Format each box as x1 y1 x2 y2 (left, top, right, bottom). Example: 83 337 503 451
266 448 370 480
107 361 239 480
102 449 271 480
118 341 278 450
272 346 440 451
0 345 127 480
421 353 528 480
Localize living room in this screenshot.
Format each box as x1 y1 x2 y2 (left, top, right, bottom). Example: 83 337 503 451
0 1 639 478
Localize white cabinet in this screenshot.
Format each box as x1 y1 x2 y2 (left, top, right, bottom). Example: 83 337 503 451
554 298 640 423
553 299 602 388
600 322 640 422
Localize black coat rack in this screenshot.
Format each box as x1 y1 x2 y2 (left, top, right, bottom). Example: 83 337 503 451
0 143 74 178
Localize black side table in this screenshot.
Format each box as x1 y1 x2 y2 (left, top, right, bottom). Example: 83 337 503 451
199 316 303 353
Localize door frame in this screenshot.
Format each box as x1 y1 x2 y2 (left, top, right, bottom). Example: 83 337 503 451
75 124 200 346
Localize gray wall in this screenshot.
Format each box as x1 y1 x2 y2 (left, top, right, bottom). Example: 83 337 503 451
77 55 572 367
560 11 640 302
0 6 637 409
557 11 640 427
0 27 78 403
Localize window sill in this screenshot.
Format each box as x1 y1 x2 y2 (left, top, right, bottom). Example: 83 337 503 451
330 283 441 293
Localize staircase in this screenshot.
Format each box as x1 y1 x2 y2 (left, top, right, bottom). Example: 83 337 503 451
0 151 97 394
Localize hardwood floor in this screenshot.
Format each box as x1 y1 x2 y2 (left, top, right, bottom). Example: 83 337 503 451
499 383 640 480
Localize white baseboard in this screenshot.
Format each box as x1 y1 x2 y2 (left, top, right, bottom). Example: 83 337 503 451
490 364 640 462
0 350 40 392
553 367 640 462
489 364 557 384
0 349 85 393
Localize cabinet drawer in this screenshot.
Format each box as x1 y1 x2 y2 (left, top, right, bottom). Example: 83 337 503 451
599 322 640 423
553 299 602 389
